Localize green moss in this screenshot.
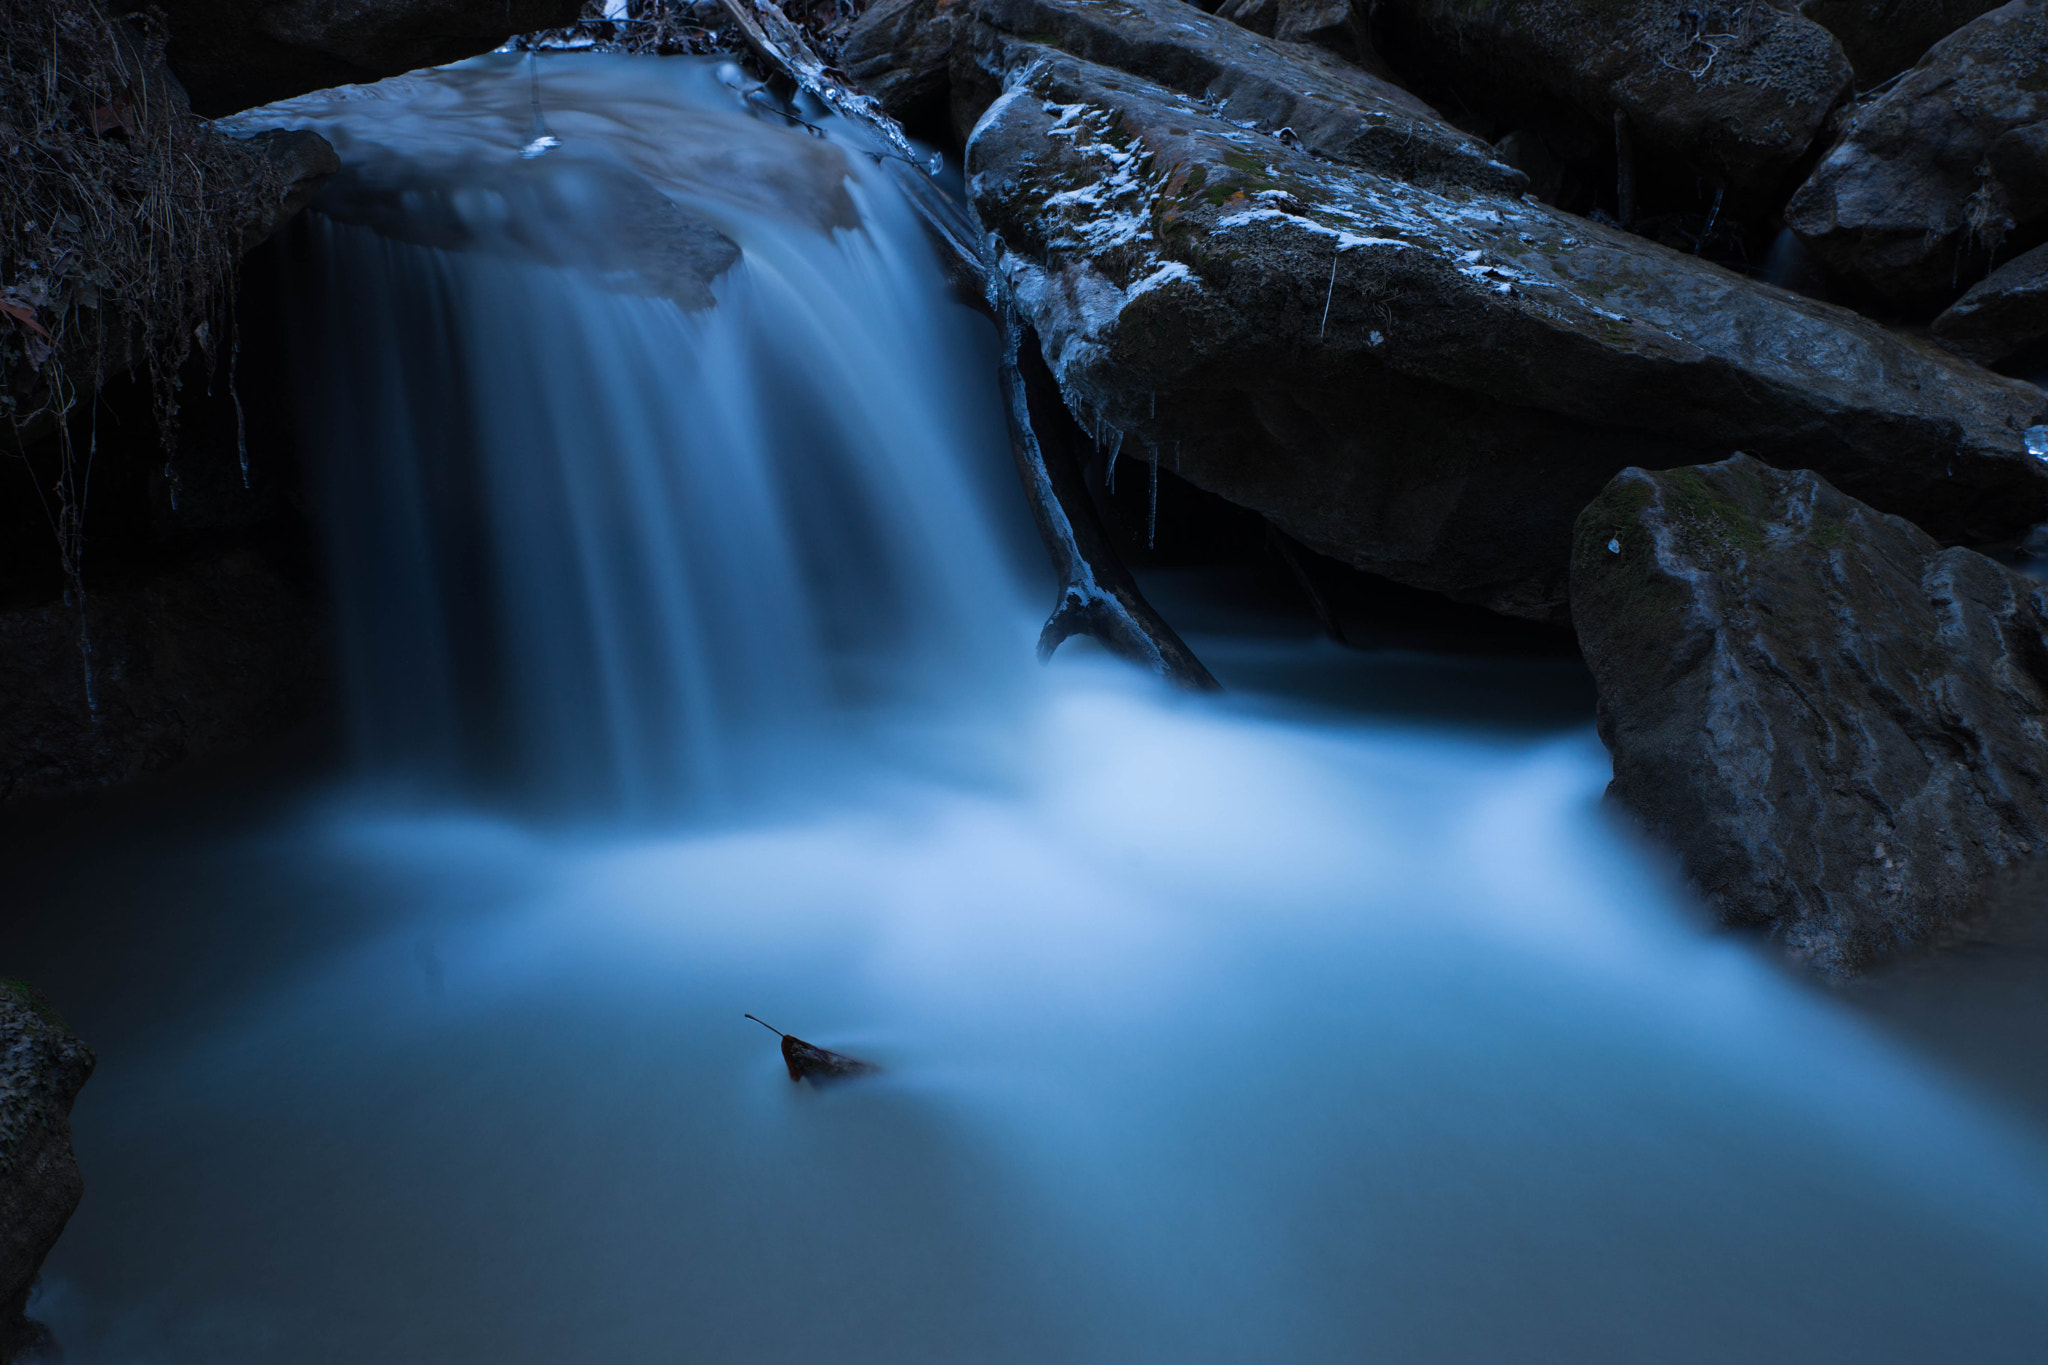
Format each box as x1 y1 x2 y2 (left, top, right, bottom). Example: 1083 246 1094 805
1660 465 1766 559
2 978 68 1031
1808 517 1852 550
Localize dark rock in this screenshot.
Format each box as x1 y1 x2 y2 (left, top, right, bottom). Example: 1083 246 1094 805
841 0 972 127
1367 0 1852 204
1795 0 2008 87
1207 0 1354 46
1785 0 2048 314
153 0 589 117
960 42 2048 618
0 547 324 808
1933 241 2048 363
842 0 1526 192
0 983 93 1364
235 128 344 253
1571 454 2048 974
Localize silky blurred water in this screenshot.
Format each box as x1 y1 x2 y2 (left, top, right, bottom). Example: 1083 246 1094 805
4 53 2046 1365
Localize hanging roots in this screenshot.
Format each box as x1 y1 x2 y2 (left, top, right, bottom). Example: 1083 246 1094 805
2 0 287 604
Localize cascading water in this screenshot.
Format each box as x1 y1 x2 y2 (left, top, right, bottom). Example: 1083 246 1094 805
7 52 2048 1365
273 56 1028 814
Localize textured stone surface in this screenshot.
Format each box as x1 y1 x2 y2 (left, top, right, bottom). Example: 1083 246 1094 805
1369 0 1852 202
1572 455 2048 973
154 0 588 116
842 0 973 125
0 985 93 1364
1786 0 2048 313
843 0 1526 191
1796 0 2009 86
959 42 2048 618
1933 240 2048 362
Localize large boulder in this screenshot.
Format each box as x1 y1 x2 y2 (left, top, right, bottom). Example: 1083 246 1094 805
1571 455 2048 974
1366 0 1852 204
1785 0 2048 314
1933 241 2048 364
151 0 588 116
1795 0 2009 87
852 0 1526 192
0 984 93 1364
952 26 2048 618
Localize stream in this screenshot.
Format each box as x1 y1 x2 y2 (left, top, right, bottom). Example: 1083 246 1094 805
4 53 2046 1364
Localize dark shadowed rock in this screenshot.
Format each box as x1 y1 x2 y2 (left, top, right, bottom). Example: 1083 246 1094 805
1933 241 2048 363
1369 0 1851 203
1786 0 2048 314
844 0 1526 191
1572 455 2048 974
1796 0 2008 87
153 0 588 116
841 0 972 125
960 44 2048 618
0 984 93 1364
235 128 344 253
0 548 324 808
1205 0 1354 46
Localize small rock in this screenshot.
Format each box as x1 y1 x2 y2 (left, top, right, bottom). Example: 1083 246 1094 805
1933 241 2048 364
1 983 93 1364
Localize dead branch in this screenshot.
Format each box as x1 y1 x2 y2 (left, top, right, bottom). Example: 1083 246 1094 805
711 0 1218 691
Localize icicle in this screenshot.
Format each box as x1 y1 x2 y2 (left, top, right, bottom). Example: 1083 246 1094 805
1106 431 1120 491
1147 451 1159 550
231 324 249 488
1319 247 1340 340
1695 187 1724 256
78 607 98 722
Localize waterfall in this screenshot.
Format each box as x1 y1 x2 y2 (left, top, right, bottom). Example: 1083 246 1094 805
262 54 1027 815
19 48 2035 1365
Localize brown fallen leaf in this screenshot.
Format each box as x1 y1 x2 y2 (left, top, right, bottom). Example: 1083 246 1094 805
0 299 49 339
745 1014 880 1085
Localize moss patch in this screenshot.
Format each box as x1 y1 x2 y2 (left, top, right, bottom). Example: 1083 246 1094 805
2 978 68 1032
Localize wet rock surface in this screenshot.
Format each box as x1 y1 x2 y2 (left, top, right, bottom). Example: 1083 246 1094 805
847 0 1523 191
1367 0 1852 204
954 33 2048 617
0 984 93 1365
1934 240 2048 363
1572 455 2048 974
1786 0 2048 313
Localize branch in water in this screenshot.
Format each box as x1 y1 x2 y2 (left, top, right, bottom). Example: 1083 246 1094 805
709 0 1217 693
